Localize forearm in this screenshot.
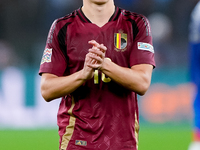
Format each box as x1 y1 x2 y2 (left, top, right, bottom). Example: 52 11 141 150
85 40 153 95
41 70 87 102
100 59 153 95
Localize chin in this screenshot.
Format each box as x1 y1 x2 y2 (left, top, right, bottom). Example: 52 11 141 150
92 0 109 5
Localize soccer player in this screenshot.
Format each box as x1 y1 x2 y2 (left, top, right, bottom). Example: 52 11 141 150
188 1 200 150
39 0 155 149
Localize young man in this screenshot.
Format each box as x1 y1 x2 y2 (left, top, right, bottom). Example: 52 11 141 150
39 0 155 149
188 1 200 150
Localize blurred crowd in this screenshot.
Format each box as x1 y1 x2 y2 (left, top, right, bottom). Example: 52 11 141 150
0 0 199 69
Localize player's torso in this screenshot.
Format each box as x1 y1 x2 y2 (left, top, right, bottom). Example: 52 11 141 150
58 8 139 150
65 8 135 75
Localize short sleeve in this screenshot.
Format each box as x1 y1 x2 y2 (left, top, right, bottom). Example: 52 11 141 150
39 20 67 76
129 15 156 68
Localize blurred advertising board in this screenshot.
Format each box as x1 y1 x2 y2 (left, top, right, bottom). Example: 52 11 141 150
0 67 193 128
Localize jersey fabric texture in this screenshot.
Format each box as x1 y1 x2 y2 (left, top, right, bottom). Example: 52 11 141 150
39 7 155 150
189 1 200 130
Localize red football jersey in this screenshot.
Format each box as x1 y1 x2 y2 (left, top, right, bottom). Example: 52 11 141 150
39 7 155 150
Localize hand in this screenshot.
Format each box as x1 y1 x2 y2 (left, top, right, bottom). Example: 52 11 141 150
81 52 95 81
87 40 107 70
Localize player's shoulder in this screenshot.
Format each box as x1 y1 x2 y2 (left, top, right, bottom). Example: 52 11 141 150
119 7 149 23
51 9 78 28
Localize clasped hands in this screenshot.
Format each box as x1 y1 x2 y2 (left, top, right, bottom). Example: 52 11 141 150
82 40 107 80
87 40 107 70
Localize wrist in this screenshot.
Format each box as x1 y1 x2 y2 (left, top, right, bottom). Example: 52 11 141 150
99 57 111 71
77 69 88 82
78 68 94 82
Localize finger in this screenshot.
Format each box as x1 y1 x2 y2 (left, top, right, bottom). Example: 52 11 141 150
86 53 97 65
88 48 101 62
88 52 103 63
91 53 98 64
89 48 102 56
99 44 107 52
88 40 100 48
91 43 107 54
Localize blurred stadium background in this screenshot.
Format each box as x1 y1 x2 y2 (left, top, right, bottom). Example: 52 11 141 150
0 0 198 149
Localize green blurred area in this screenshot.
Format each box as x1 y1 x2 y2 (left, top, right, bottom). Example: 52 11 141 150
0 124 191 150
139 124 191 150
0 129 59 150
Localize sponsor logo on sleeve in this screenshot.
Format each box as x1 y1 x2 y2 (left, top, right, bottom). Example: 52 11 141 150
41 48 52 65
138 42 154 53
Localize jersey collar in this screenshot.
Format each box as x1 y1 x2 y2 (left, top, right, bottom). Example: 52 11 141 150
77 6 120 23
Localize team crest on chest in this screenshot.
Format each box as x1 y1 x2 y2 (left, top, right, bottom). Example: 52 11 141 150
114 30 127 52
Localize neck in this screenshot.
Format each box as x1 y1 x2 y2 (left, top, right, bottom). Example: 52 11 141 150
82 1 115 27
